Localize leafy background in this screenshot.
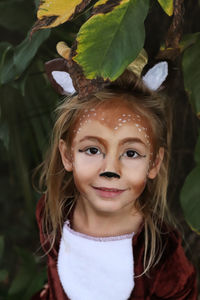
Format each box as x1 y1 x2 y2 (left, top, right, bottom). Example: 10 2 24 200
0 0 200 298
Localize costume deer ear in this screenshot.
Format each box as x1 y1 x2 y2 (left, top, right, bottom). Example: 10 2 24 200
148 147 164 179
142 61 168 91
45 58 76 95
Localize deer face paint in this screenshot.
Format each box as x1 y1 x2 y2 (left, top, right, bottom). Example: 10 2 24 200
61 98 157 217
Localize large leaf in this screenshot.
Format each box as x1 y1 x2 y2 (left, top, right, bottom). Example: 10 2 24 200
182 37 200 117
0 42 12 84
32 0 92 32
14 29 51 76
0 29 50 84
180 166 200 233
74 0 149 80
157 0 173 16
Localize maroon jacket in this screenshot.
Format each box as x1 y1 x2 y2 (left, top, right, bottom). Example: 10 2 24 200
32 196 197 300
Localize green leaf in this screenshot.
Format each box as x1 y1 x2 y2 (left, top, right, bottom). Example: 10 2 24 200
182 37 200 117
180 166 200 232
0 29 51 84
0 47 16 85
74 0 149 80
0 42 12 67
14 29 51 78
157 0 173 16
0 42 12 84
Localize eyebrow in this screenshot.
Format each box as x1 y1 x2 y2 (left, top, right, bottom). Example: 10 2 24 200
78 136 146 147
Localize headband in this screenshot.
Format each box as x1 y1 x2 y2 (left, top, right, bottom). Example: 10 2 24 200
45 42 168 97
32 1 169 98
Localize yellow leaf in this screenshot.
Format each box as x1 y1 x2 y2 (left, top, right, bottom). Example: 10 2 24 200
157 0 173 16
32 0 91 32
94 0 109 8
127 49 148 77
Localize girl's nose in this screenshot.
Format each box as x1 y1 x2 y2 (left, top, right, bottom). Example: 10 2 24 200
100 154 121 179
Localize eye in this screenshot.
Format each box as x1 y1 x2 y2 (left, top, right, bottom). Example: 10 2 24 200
79 147 101 156
123 150 141 158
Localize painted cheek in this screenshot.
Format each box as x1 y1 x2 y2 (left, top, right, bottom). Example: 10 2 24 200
121 160 149 193
126 171 147 197
72 154 102 179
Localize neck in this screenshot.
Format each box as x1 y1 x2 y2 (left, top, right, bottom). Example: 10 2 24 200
72 198 143 237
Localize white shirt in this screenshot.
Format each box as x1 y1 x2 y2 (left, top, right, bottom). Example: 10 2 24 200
57 221 135 300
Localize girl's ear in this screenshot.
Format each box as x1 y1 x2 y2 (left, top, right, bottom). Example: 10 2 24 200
148 147 164 179
59 139 73 172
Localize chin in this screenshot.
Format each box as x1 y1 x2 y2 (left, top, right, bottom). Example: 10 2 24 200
92 198 126 215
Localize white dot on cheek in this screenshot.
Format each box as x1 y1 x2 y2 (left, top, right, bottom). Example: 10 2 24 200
122 120 127 123
114 126 118 130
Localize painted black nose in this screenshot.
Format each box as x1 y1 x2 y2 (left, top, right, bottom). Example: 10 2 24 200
100 172 120 179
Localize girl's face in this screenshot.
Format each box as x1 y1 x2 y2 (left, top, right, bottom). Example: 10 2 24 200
59 98 164 217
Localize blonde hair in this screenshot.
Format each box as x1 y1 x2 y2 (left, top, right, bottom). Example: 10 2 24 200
39 70 173 275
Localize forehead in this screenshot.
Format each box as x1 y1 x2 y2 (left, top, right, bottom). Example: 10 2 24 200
72 98 152 146
75 97 150 128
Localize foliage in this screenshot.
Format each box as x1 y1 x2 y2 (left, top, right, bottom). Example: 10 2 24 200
74 0 149 80
157 0 173 16
0 0 200 298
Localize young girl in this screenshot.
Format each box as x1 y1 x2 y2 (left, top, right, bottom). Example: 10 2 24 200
33 70 197 300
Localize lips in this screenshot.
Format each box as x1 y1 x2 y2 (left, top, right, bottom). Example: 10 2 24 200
94 187 125 192
92 186 126 198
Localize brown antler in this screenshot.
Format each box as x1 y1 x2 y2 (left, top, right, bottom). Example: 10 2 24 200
157 0 184 61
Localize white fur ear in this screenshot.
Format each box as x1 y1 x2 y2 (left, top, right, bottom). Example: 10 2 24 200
52 71 76 94
148 147 164 179
59 139 73 172
142 61 168 90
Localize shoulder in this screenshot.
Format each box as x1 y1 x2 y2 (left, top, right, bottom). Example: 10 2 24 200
153 227 198 299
